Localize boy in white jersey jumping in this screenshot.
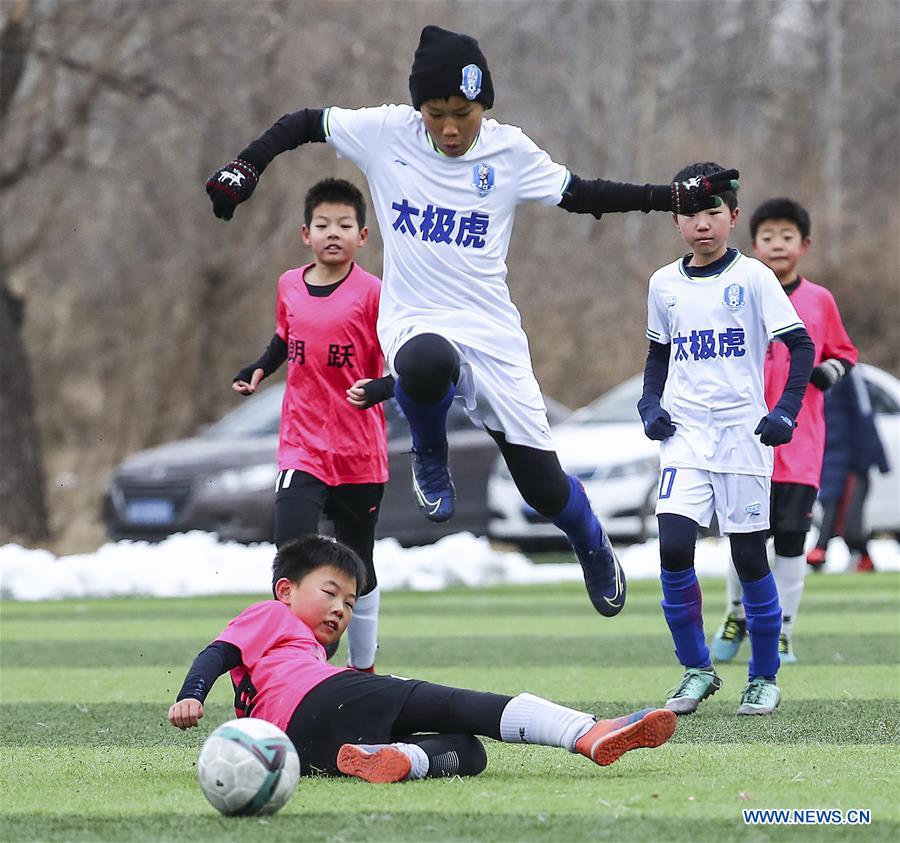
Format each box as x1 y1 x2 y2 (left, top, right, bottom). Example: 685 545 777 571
637 163 814 715
205 25 737 618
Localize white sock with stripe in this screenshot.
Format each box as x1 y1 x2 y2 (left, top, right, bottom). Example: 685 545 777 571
499 693 595 752
347 587 380 669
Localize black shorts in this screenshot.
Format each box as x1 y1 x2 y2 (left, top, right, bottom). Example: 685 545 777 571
770 482 818 535
285 671 423 776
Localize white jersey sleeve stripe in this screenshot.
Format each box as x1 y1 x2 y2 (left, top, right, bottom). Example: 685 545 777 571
771 321 806 337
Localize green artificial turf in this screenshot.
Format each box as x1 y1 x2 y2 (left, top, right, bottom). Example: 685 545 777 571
1 570 898 842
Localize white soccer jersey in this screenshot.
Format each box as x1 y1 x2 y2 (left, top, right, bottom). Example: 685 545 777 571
324 104 570 369
646 250 804 475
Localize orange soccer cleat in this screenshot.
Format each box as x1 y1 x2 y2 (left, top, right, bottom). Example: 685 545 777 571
574 707 677 767
337 743 412 783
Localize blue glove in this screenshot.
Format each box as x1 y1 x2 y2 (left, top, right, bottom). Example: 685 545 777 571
754 407 796 446
638 398 676 441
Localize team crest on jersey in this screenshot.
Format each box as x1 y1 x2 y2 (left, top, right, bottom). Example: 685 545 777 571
472 162 495 197
459 64 483 101
722 283 746 312
664 295 678 308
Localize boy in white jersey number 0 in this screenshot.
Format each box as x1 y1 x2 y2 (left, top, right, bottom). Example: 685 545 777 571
206 26 737 618
637 163 814 715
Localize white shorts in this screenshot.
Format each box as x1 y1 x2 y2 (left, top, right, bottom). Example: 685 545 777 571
388 328 554 451
654 466 770 534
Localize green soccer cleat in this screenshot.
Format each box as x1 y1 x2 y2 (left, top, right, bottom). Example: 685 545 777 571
737 677 781 715
779 633 798 664
665 667 722 715
710 612 747 662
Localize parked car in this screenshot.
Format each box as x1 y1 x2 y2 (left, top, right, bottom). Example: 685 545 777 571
488 374 657 548
856 363 900 536
103 383 570 546
487 364 900 548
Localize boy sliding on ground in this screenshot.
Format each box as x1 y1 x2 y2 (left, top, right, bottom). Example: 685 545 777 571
205 24 738 618
710 198 857 664
637 164 814 716
232 178 388 671
168 535 677 782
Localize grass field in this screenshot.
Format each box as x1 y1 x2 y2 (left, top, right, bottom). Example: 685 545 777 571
2 568 898 842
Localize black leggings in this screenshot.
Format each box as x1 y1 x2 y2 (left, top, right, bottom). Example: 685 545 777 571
394 332 571 516
816 472 871 554
288 671 510 778
392 682 512 778
274 470 382 594
658 513 770 581
394 333 460 403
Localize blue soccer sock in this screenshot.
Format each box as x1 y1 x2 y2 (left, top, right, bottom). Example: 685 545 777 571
551 475 603 552
741 572 782 680
660 567 711 669
394 379 455 453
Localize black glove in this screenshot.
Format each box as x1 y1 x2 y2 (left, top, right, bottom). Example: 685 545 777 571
754 406 797 446
638 397 676 441
810 358 846 391
206 159 260 221
359 375 396 409
671 169 739 215
233 364 261 384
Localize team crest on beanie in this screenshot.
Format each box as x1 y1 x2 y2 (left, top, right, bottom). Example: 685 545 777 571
460 64 483 101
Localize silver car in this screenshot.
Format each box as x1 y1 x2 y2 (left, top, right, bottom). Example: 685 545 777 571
103 384 571 546
487 365 900 548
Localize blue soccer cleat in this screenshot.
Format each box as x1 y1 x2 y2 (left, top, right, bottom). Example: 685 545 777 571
410 444 456 522
710 612 747 662
572 530 627 617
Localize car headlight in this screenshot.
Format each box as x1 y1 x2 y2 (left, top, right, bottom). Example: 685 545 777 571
571 457 658 482
605 456 659 480
207 464 277 494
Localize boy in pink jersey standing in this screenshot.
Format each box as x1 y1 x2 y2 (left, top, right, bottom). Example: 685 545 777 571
233 178 388 672
711 198 857 664
169 535 677 782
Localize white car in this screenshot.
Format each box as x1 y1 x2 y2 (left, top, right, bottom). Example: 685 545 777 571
487 365 900 547
488 375 660 546
857 363 900 536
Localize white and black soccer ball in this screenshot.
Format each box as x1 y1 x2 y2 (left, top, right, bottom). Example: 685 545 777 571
197 718 300 816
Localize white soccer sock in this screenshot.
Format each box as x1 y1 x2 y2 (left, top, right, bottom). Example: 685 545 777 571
498 693 595 753
725 563 745 619
392 742 429 780
347 587 380 669
771 553 805 638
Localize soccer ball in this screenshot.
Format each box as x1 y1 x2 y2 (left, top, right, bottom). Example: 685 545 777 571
197 718 300 816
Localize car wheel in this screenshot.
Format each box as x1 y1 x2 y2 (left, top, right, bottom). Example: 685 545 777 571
638 481 658 544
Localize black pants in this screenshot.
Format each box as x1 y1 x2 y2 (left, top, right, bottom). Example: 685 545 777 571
275 470 383 594
816 471 872 554
770 482 818 557
287 671 511 777
395 333 571 516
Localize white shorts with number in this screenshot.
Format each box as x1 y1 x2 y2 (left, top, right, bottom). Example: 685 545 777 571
654 466 770 534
